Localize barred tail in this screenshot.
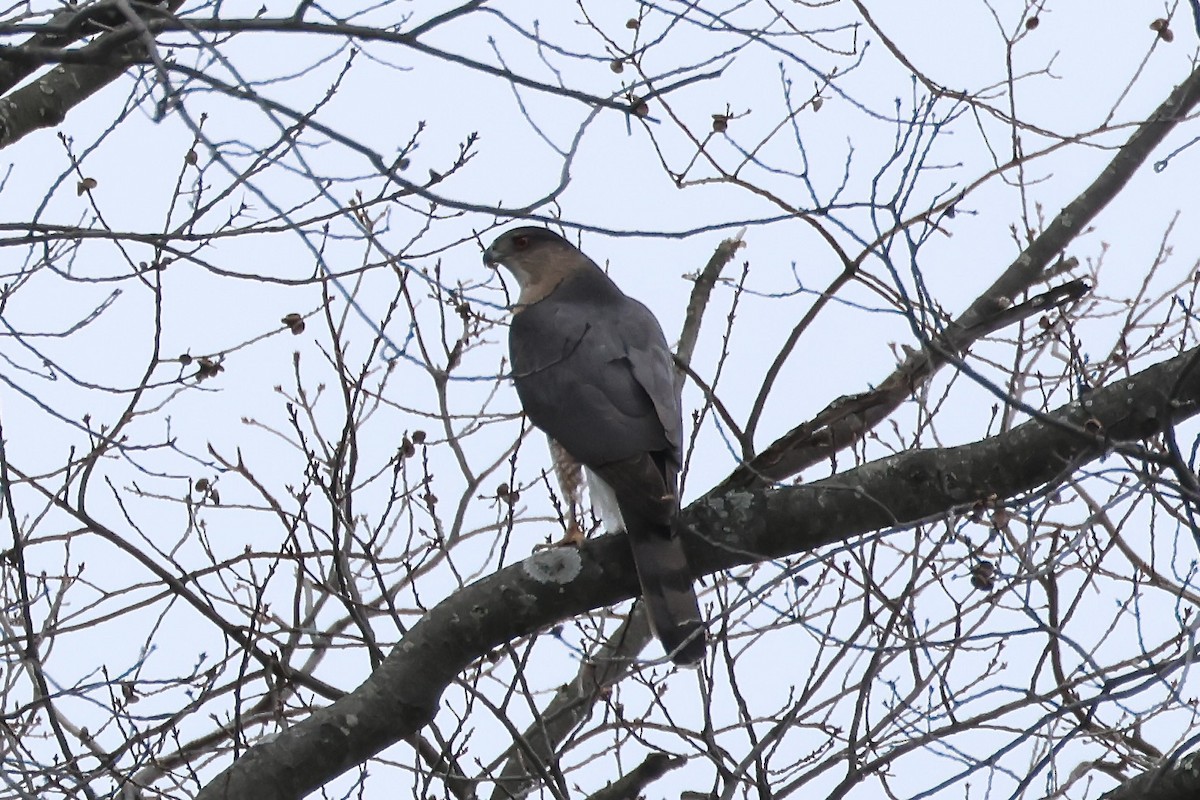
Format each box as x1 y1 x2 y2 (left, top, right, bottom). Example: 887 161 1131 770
590 456 706 666
627 522 705 665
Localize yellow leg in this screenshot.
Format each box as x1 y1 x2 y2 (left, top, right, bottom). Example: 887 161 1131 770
544 436 588 548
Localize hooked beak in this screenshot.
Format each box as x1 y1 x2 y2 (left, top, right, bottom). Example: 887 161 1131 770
482 246 499 269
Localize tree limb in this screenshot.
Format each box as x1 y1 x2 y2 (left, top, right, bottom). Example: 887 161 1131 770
197 339 1200 799
723 59 1200 490
584 753 684 800
0 1 184 150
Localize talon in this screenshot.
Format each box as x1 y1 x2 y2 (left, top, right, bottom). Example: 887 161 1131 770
535 522 586 550
561 524 586 547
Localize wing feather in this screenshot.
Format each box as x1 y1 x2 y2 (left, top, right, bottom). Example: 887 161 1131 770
509 269 678 467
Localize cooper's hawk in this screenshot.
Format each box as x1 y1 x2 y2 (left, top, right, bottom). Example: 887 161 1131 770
484 226 706 666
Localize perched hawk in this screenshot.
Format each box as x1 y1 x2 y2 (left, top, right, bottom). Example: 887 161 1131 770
484 226 706 666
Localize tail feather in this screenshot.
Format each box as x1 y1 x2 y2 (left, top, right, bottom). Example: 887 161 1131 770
591 456 706 666
627 526 705 665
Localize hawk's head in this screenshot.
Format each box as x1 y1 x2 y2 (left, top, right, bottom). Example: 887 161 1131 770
483 227 586 304
482 226 575 269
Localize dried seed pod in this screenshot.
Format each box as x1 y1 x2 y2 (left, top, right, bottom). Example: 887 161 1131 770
971 561 997 591
281 313 305 335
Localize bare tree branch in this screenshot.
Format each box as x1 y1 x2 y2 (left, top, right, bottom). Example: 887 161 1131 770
196 340 1200 799
725 60 1200 489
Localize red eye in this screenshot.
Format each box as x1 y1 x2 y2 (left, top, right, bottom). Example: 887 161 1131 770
513 234 529 249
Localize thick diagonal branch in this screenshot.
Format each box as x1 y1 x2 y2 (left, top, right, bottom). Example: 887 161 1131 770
723 61 1200 490
0 1 183 149
197 341 1200 800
